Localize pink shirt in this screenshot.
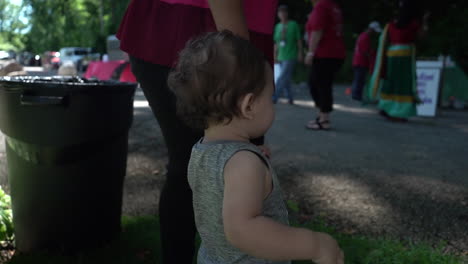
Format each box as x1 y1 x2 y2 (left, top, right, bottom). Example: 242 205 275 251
388 20 421 45
353 31 374 68
158 0 275 35
117 0 278 67
306 0 346 59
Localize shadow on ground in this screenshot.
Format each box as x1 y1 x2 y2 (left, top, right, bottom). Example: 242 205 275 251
0 85 467 253
270 85 468 253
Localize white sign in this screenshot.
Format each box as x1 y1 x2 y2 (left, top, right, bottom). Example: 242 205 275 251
416 61 442 117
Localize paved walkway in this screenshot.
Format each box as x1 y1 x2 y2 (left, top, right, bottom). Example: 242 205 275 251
269 85 468 253
0 84 467 253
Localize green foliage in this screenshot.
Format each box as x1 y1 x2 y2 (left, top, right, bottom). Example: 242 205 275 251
2 0 465 74
23 0 130 54
8 216 161 264
7 215 463 264
287 200 300 213
0 186 14 242
0 0 28 51
294 219 462 264
424 4 468 73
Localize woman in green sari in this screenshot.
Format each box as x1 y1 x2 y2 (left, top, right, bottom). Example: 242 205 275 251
365 0 429 121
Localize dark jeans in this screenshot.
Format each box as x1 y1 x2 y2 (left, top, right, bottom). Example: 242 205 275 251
351 66 369 101
308 58 344 113
130 56 202 264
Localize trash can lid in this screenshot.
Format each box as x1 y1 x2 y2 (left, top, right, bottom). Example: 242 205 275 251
0 76 137 94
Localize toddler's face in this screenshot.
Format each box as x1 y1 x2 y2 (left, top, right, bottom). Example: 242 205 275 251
250 63 275 138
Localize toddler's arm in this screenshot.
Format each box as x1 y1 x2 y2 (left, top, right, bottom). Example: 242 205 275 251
223 151 343 264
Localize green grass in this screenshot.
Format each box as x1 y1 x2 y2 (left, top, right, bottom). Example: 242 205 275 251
294 219 463 264
6 215 464 264
7 216 161 264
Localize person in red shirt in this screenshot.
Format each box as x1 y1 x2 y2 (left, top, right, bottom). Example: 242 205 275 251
351 21 382 101
117 1 277 263
305 0 346 130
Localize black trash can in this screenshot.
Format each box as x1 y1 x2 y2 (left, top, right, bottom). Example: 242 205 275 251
0 76 137 253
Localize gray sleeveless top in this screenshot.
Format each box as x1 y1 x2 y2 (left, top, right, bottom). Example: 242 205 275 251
188 140 291 264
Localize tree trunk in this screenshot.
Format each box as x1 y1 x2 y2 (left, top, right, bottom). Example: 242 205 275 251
99 0 104 35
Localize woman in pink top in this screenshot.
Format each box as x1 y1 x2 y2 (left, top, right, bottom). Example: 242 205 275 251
305 0 346 130
117 1 277 263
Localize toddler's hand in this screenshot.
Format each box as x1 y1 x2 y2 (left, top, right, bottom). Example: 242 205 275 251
313 233 344 264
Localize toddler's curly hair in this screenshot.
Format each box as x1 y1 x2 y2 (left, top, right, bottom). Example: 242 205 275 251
168 30 267 130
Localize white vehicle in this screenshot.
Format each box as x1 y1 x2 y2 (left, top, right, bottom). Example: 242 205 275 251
59 47 100 72
0 50 10 60
58 47 91 66
107 35 127 61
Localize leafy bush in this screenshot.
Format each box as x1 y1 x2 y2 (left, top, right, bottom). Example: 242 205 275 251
0 186 14 242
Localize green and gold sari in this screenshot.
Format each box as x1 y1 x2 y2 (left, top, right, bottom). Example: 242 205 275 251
364 24 418 118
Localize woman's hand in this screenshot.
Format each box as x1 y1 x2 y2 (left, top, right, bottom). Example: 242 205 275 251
306 31 322 65
305 52 314 66
297 52 304 63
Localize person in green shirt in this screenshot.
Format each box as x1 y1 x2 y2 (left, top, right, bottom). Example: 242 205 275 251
273 5 303 104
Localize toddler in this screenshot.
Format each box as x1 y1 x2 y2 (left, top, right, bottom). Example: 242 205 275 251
169 31 344 264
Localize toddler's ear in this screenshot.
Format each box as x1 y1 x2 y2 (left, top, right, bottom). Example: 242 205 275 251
239 93 255 120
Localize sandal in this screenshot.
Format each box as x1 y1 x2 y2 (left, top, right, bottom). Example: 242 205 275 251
306 118 331 130
305 117 320 127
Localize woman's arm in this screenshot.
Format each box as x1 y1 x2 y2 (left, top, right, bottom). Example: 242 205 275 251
297 39 304 63
207 0 249 40
305 30 323 65
295 22 304 62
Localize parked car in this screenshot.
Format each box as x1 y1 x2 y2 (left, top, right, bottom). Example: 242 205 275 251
8 50 17 60
0 50 11 60
16 51 41 66
59 47 100 72
42 51 61 70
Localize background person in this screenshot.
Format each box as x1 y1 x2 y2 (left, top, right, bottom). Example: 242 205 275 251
365 0 429 121
305 0 346 130
273 5 303 105
351 21 381 101
117 0 277 262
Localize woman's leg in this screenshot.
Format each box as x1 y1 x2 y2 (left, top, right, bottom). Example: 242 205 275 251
130 57 202 264
308 59 322 111
307 58 343 129
351 66 368 101
282 60 297 103
319 59 343 114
